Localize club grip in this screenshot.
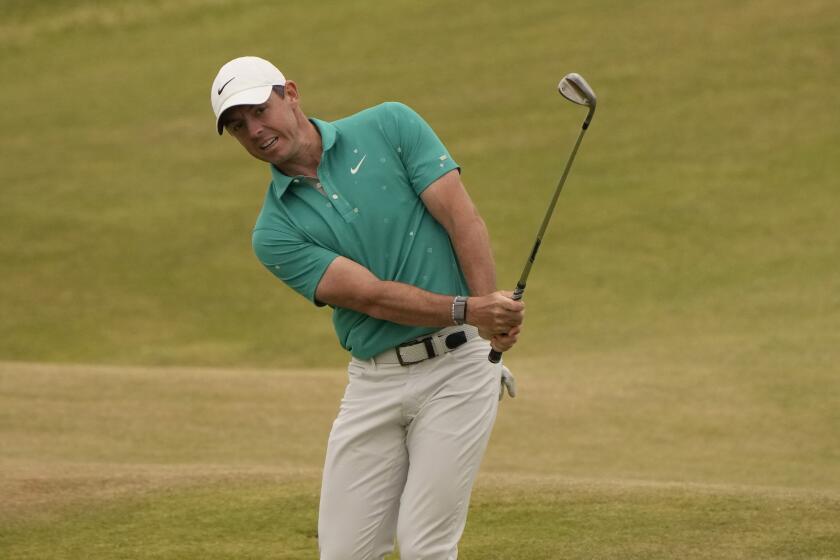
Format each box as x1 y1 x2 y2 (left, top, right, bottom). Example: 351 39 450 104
487 286 525 363
488 348 504 364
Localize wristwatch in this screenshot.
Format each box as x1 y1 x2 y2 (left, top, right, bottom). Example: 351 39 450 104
452 296 469 325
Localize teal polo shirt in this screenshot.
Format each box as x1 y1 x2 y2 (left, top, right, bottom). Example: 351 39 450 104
252 102 468 359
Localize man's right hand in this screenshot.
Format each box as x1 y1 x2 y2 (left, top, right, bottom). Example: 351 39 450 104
467 291 525 351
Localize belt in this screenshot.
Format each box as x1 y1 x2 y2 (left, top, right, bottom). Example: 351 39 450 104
371 325 480 366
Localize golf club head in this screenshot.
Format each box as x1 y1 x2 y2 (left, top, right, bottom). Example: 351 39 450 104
558 73 596 106
558 73 597 128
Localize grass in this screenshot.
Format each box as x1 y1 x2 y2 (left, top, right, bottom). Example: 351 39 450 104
1 0 839 557
2 361 838 558
5 475 839 559
1 0 838 368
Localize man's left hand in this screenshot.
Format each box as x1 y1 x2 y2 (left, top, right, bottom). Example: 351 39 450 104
485 325 521 353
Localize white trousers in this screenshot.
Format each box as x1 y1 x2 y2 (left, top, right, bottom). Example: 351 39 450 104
318 336 500 560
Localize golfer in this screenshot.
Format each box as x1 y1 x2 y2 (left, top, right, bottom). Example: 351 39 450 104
210 56 524 559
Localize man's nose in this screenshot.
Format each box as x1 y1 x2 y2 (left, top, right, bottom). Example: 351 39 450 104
246 116 262 138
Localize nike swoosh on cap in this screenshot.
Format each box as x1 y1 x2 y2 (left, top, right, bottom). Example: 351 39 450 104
217 77 235 95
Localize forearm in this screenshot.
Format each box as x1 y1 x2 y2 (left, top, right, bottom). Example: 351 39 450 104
365 280 457 327
365 280 521 340
315 256 458 327
316 256 523 336
450 212 497 297
419 171 496 297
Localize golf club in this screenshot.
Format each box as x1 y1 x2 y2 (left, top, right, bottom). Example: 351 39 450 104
488 73 597 364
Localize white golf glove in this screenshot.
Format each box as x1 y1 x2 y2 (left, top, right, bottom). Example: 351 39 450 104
499 365 517 400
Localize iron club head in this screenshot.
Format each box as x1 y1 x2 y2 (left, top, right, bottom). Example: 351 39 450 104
558 73 596 107
558 73 597 128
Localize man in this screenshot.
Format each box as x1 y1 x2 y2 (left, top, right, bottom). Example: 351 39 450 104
210 56 524 559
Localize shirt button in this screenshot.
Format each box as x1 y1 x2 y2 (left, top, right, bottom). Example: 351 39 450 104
332 194 339 200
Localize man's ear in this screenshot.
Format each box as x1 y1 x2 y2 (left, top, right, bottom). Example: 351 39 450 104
283 80 300 102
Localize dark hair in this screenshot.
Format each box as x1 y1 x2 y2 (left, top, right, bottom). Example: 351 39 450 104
220 84 285 130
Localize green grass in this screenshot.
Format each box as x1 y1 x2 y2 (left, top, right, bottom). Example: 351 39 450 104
2 0 838 368
2 361 838 558
1 0 839 557
4 476 839 559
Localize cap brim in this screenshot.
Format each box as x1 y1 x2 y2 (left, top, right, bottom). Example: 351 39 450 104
215 85 273 134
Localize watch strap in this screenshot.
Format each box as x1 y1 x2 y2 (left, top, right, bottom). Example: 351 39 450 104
452 296 468 325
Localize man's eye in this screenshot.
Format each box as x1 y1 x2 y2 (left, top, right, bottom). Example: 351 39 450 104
231 122 243 132
255 107 265 115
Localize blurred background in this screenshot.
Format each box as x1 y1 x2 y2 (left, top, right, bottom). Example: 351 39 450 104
1 1 839 557
2 0 838 370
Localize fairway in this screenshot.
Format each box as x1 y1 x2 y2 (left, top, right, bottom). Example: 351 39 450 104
2 0 840 557
2 361 838 559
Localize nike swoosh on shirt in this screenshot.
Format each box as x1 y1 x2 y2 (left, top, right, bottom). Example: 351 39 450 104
217 77 235 95
350 154 367 175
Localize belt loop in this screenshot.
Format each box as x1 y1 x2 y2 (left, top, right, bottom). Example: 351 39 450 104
423 337 436 360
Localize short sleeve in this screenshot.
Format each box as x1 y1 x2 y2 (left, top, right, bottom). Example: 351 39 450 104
384 102 460 196
252 225 339 306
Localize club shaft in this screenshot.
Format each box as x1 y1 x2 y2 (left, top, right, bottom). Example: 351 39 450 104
517 123 588 287
488 121 590 364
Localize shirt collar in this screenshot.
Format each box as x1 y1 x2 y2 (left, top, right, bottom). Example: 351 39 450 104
269 118 338 199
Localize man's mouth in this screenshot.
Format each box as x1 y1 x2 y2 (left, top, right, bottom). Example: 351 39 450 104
260 137 278 150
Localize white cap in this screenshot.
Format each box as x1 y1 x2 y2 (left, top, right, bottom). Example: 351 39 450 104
210 56 286 134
